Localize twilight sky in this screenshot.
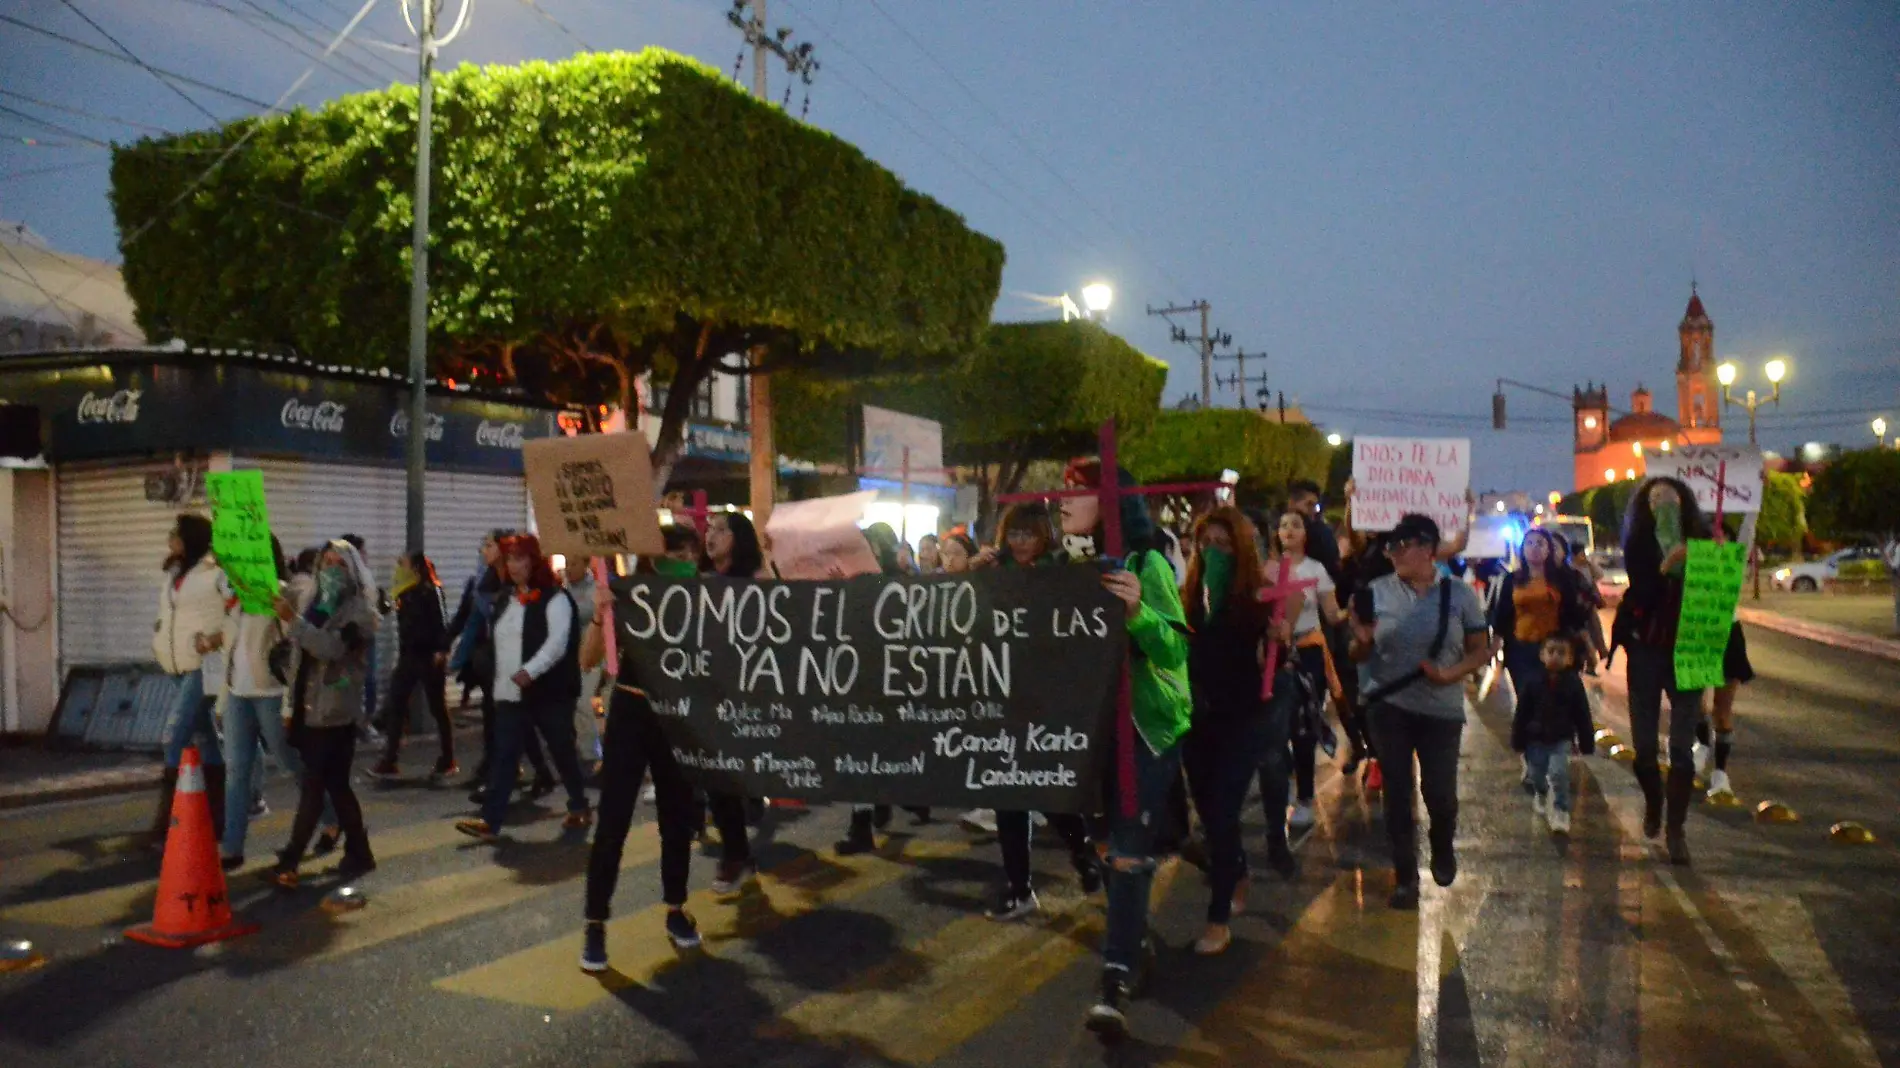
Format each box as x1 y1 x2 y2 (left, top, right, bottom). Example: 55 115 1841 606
3 0 1896 494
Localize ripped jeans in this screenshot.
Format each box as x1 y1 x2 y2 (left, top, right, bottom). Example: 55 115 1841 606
1102 738 1183 972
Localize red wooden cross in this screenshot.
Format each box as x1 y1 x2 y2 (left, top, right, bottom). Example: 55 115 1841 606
1257 554 1319 700
997 421 1226 817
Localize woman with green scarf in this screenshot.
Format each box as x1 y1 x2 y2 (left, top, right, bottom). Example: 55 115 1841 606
1612 476 1712 866
1180 507 1297 956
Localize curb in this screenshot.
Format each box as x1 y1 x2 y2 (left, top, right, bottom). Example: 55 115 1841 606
1737 608 1900 663
0 769 163 812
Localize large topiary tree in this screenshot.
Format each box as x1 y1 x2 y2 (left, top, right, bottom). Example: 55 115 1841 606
109 48 1005 485
774 319 1167 517
1118 409 1331 498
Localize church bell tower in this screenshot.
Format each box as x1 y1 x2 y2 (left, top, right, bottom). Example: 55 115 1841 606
1676 285 1719 434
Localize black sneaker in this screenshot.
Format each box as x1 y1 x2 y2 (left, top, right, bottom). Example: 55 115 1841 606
1666 830 1691 867
1267 838 1298 881
220 854 245 872
579 922 609 973
711 859 756 898
310 829 341 859
872 804 894 831
985 887 1039 922
835 811 877 856
1085 967 1130 1041
1431 849 1457 888
529 776 558 799
665 909 701 950
335 851 377 880
1390 882 1420 910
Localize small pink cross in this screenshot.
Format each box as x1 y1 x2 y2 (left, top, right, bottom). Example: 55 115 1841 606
1257 554 1318 700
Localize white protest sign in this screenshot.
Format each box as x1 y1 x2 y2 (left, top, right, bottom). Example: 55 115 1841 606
1350 437 1471 535
862 405 948 486
1643 444 1763 515
764 490 882 580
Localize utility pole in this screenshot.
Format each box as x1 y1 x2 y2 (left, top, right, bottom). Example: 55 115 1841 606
1212 349 1267 409
726 0 818 526
1147 301 1229 410
1215 369 1270 410
399 0 471 554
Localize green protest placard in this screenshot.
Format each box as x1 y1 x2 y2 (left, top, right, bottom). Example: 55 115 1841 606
1674 538 1746 690
204 470 278 616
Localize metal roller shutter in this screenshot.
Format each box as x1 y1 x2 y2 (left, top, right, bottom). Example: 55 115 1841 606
57 461 185 669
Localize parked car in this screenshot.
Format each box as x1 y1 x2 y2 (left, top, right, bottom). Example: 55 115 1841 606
1773 546 1885 593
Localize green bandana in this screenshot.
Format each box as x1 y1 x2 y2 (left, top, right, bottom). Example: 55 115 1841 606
315 565 347 614
1200 546 1235 619
653 557 698 579
1654 501 1683 573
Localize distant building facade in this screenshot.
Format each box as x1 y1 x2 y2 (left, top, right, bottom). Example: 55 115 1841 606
1572 287 1724 491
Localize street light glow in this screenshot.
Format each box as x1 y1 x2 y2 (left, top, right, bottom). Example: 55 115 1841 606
1326 432 1343 447
1625 468 1637 480
1604 468 1617 481
1632 442 1643 457
1081 282 1113 314
1765 358 1787 384
1660 439 1671 452
1875 417 1889 439
1717 362 1738 387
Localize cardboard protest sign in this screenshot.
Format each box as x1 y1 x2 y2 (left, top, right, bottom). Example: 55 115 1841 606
204 471 278 615
1674 538 1747 690
523 431 665 558
1643 445 1763 515
614 567 1123 810
1350 437 1471 535
763 491 881 580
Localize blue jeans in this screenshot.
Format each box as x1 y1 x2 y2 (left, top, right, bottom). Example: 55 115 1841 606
483 697 591 829
161 669 223 768
1524 742 1571 813
222 694 332 857
1102 738 1182 972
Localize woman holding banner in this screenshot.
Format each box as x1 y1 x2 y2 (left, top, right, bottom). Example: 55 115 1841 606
968 503 1099 920
1613 477 1712 866
579 530 715 969
1059 461 1193 1041
1180 508 1296 958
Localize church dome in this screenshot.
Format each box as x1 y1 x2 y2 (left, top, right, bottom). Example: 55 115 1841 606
1608 410 1680 442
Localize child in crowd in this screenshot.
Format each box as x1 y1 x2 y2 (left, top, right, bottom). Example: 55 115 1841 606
1510 634 1595 834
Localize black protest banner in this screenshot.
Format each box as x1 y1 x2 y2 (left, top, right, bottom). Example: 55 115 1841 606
613 566 1125 812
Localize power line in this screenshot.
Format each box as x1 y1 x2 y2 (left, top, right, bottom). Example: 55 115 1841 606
0 160 101 182
159 0 404 88
513 0 591 52
0 15 273 110
861 0 1190 295
56 0 223 123
0 104 114 147
256 0 416 77
0 89 174 134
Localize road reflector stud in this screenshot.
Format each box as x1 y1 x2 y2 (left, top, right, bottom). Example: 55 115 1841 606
1608 744 1635 763
1594 729 1620 748
1706 789 1743 809
1754 800 1799 824
1829 822 1876 845
322 886 369 914
0 939 46 974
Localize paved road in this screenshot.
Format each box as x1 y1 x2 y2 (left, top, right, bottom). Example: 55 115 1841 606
2 623 1894 1067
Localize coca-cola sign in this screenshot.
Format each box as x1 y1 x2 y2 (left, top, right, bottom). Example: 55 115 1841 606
281 398 346 434
475 420 526 450
389 410 446 442
75 389 142 425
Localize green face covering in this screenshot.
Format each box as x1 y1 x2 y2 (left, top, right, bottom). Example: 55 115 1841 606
315 565 348 613
653 557 699 579
1654 500 1683 572
1200 546 1235 617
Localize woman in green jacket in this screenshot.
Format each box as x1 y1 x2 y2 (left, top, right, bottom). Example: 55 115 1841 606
1059 460 1193 1041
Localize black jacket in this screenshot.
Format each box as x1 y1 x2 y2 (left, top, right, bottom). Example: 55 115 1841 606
1186 595 1269 721
395 583 449 658
1611 532 1681 651
1511 671 1595 753
489 585 582 705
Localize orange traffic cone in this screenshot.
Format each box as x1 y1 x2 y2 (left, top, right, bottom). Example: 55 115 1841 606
1364 758 1384 792
125 746 259 949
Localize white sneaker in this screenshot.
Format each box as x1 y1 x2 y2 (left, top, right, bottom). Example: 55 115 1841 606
1693 742 1713 779
639 783 657 804
1532 792 1548 818
1549 808 1571 835
1288 802 1315 830
1707 769 1733 799
959 808 997 834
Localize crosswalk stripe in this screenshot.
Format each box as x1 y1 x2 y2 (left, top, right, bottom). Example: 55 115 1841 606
0 806 565 929
237 824 664 965
769 857 1182 1064
434 837 973 1012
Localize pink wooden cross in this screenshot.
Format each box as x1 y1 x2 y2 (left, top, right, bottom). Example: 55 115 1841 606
1257 554 1319 700
996 421 1225 817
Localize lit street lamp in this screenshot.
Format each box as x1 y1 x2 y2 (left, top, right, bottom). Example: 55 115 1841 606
1717 357 1788 447
1326 432 1343 447
1081 282 1113 321
1875 416 1889 448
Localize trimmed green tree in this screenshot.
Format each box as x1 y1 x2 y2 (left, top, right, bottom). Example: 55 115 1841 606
774 319 1167 517
109 48 1004 485
1119 409 1331 497
1808 448 1900 633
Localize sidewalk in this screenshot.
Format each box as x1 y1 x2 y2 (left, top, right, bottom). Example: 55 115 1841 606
0 748 161 811
1740 592 1900 663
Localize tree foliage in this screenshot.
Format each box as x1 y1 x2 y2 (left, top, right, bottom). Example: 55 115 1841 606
109 49 1005 481
1754 470 1807 550
1118 409 1330 493
774 319 1167 514
1809 448 1900 541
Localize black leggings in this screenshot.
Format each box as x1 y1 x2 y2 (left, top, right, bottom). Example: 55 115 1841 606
283 724 368 867
381 651 453 768
996 810 1091 896
585 687 749 919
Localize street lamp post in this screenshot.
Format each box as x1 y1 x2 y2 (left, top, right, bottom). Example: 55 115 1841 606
1875 417 1889 448
1081 282 1113 322
1716 357 1788 447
